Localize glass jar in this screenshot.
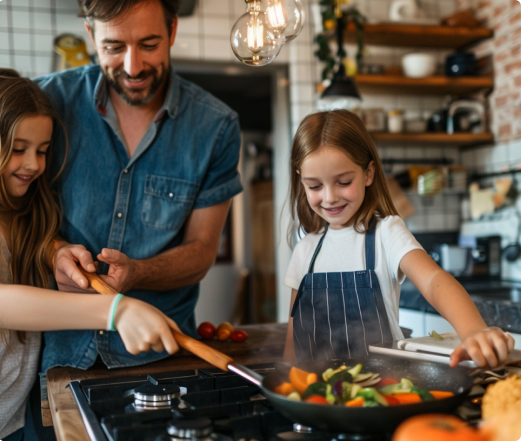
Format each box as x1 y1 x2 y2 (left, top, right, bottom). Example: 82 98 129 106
387 109 404 133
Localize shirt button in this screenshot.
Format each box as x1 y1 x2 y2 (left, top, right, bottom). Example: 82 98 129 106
99 330 104 335
124 169 128 174
117 213 122 218
169 193 174 198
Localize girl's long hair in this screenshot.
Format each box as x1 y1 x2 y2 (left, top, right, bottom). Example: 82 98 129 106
288 109 398 243
0 69 67 345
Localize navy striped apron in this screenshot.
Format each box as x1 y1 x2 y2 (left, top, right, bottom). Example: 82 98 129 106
291 226 393 362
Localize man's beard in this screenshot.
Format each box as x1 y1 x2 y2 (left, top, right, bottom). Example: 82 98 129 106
105 64 170 106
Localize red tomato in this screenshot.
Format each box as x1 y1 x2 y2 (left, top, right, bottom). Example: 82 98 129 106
305 395 330 405
230 329 249 342
383 395 400 405
374 378 399 388
197 322 216 340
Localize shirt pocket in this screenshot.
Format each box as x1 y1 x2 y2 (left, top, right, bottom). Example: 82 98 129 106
142 175 199 231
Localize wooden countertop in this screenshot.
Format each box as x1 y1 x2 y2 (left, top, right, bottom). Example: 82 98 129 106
45 323 287 441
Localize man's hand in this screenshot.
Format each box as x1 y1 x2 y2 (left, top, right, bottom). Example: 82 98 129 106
97 248 137 293
54 243 97 292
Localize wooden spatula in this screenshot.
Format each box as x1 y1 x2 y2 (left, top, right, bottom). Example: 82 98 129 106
79 268 262 383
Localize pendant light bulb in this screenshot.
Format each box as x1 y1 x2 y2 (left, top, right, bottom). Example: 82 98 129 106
265 0 305 42
230 0 282 66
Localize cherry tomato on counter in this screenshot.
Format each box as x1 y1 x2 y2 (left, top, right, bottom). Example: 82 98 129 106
197 322 216 340
230 329 249 342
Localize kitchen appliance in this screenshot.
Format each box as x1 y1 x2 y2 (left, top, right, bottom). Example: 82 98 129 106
457 235 502 279
69 357 475 441
445 51 478 77
430 244 470 276
447 100 485 134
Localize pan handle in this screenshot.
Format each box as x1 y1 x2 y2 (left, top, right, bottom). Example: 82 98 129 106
81 269 239 374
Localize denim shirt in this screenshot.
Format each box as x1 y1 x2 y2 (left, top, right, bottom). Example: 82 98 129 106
35 64 242 370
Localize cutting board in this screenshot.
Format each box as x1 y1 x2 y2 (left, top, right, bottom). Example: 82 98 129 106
397 332 460 355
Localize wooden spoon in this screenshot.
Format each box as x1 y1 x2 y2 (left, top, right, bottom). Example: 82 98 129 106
79 268 262 383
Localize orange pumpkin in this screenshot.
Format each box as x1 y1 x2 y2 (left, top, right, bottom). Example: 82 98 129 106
392 414 489 441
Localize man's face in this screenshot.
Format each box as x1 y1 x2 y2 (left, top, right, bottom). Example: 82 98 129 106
86 0 177 106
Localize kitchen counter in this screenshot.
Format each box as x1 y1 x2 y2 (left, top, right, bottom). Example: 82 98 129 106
400 279 521 333
45 323 287 441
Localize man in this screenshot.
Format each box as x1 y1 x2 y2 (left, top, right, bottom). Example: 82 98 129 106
36 0 242 371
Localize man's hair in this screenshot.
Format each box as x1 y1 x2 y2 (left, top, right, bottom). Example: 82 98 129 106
78 0 180 35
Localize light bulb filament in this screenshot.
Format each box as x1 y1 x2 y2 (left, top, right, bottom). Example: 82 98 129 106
246 13 264 53
266 0 288 34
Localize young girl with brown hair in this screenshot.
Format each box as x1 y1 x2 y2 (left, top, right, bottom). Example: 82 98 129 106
284 109 514 368
0 69 180 441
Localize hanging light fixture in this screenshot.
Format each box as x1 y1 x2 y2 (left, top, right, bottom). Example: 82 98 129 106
230 0 283 66
321 8 361 100
265 0 305 42
231 0 305 66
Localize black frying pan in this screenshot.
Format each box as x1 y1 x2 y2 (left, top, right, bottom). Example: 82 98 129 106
169 332 473 434
84 271 473 435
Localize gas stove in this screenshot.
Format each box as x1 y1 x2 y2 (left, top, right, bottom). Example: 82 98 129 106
68 363 394 441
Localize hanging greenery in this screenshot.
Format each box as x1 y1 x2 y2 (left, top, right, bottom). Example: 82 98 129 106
315 0 367 82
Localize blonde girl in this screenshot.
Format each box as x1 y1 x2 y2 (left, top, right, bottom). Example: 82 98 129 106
284 109 514 368
0 69 180 441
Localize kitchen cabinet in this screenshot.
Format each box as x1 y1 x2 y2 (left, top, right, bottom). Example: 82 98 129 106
343 23 494 148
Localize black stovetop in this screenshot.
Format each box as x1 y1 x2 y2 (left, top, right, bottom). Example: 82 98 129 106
69 363 395 441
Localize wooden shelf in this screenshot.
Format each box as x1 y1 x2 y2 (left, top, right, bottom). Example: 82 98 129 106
344 23 493 49
355 74 493 95
370 132 494 147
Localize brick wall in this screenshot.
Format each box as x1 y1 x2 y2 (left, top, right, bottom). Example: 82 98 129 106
458 0 521 173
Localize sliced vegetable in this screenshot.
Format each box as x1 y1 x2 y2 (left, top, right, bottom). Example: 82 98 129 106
373 378 399 389
429 330 444 341
411 386 435 402
393 393 422 404
355 387 388 406
274 382 294 396
289 367 318 395
322 365 348 382
379 378 415 395
287 391 301 401
383 395 399 405
305 395 330 405
362 400 381 407
346 397 364 407
429 390 455 400
327 369 353 385
347 364 363 378
302 381 328 399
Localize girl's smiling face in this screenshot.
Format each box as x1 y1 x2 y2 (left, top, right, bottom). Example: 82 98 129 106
300 145 375 229
3 115 52 198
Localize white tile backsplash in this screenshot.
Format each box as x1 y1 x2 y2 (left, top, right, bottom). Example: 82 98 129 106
12 32 31 52
12 9 31 30
0 32 10 50
33 11 53 32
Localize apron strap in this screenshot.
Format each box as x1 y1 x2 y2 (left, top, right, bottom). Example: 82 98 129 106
365 226 376 271
307 224 329 274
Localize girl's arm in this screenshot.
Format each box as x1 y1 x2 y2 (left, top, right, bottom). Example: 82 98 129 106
400 249 515 368
283 289 298 363
0 284 180 355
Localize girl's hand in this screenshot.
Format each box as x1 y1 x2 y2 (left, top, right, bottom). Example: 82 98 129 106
450 327 515 368
114 297 180 355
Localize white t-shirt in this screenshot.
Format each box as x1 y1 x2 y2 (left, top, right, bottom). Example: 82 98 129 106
284 216 423 340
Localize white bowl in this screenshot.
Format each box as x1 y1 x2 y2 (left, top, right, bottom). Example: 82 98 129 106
401 53 437 78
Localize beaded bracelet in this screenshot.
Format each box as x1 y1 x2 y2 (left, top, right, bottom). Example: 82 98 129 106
107 294 124 331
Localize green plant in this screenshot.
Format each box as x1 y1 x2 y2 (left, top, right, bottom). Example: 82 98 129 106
315 0 366 81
